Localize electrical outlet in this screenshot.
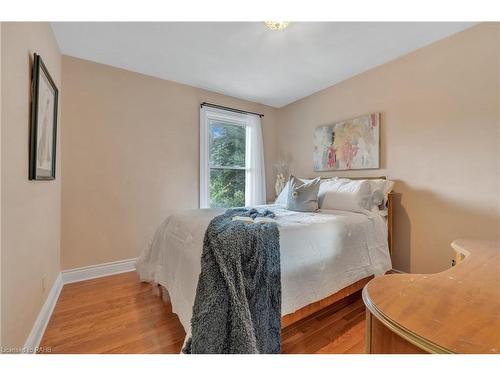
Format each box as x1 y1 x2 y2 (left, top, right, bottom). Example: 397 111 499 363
42 274 47 292
451 259 456 267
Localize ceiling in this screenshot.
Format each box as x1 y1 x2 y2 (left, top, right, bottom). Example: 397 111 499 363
51 22 475 108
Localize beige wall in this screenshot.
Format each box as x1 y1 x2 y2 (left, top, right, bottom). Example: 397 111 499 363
1 23 62 348
61 56 278 269
276 23 500 273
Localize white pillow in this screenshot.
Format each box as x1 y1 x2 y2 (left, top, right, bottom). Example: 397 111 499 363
368 179 395 207
274 180 291 205
319 178 372 213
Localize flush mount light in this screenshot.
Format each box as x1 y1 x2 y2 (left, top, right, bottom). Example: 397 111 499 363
264 21 290 31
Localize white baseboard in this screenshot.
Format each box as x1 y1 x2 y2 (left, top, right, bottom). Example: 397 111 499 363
23 273 63 352
61 258 137 284
23 258 137 351
390 268 406 274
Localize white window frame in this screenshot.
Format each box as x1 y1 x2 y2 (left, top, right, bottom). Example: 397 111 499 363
200 107 250 208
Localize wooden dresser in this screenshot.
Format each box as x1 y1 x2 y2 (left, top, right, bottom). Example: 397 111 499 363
363 239 500 354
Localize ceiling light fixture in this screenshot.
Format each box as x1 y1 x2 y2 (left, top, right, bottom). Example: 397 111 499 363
264 21 290 31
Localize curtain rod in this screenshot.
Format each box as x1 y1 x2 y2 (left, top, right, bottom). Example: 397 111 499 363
200 102 264 118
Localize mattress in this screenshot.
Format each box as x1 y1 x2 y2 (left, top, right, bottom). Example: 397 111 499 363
135 204 392 336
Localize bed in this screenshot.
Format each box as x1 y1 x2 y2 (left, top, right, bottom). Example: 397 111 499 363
135 176 394 340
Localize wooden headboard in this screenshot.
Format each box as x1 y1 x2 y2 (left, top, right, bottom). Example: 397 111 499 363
310 175 394 257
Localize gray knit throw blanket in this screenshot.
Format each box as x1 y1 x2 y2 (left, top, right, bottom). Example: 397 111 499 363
182 208 281 354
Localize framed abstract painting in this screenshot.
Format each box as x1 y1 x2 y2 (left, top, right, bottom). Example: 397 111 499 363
29 53 59 180
313 112 380 171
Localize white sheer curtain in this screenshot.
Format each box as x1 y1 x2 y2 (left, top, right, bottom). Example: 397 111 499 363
245 114 266 206
199 106 211 208
199 106 266 208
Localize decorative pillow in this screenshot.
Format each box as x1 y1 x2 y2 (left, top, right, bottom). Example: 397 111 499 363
275 180 291 205
285 176 320 212
318 178 372 213
368 179 395 207
275 177 335 205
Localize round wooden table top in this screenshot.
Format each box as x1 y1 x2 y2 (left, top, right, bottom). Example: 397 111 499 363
363 239 500 354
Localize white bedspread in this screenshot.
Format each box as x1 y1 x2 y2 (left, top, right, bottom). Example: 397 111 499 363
135 205 392 335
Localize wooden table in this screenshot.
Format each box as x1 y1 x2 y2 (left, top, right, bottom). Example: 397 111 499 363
363 239 500 354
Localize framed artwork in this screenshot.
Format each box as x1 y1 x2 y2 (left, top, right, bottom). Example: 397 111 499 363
313 112 380 171
29 53 59 180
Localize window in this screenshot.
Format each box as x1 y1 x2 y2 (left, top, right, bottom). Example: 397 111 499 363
200 106 266 208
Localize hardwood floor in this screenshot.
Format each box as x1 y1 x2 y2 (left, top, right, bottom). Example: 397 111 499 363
40 272 365 354
282 292 366 354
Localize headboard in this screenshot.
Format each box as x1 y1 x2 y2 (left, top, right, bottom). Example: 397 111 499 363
309 175 394 257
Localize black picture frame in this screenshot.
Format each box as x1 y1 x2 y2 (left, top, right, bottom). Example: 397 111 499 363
29 53 59 180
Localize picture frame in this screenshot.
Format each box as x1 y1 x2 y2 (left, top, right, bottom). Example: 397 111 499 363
313 112 380 171
29 53 59 180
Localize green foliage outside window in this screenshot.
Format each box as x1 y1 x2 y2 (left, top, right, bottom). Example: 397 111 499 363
209 122 246 208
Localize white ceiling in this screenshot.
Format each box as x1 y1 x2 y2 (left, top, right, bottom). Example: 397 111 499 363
51 22 475 108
